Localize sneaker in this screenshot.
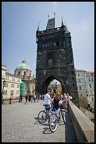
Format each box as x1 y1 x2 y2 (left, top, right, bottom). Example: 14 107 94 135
57 117 60 122
50 122 55 126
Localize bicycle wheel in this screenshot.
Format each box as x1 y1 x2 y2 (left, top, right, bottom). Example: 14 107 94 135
60 109 66 124
49 113 58 132
38 110 47 124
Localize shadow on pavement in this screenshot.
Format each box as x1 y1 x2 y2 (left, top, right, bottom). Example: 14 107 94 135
34 116 53 134
42 127 52 134
65 111 77 142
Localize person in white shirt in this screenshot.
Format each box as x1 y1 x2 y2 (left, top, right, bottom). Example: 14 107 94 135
44 89 52 111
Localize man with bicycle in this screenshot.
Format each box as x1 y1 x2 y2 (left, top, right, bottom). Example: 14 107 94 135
44 89 53 112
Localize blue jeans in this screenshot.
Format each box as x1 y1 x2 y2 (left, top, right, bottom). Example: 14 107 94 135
44 104 51 111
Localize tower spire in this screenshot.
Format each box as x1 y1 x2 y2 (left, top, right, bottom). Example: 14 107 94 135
37 22 39 31
64 21 69 32
54 12 55 18
61 17 64 28
65 21 66 25
61 17 64 26
48 14 49 20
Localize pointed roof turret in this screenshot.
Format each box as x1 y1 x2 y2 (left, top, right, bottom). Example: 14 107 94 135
46 13 57 30
37 22 39 31
46 17 57 30
64 21 69 32
54 12 56 18
48 14 49 20
61 17 64 28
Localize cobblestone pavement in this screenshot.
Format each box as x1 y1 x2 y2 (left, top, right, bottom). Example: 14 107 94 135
2 100 77 142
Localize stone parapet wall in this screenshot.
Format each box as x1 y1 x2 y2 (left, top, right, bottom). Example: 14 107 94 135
69 101 94 142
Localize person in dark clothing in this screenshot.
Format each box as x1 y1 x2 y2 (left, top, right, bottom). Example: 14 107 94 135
29 94 31 102
53 96 60 110
19 95 22 103
25 93 28 103
52 92 61 118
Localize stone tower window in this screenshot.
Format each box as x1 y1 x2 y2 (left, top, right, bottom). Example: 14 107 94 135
47 52 54 67
56 42 59 46
48 59 53 66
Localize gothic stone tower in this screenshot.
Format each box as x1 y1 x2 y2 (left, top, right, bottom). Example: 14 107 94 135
36 17 79 106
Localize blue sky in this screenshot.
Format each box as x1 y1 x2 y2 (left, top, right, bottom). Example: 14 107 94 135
2 2 94 76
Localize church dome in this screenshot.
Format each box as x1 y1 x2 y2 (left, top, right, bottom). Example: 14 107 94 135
16 60 31 70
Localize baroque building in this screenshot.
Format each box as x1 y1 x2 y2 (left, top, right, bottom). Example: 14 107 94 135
2 60 35 101
14 59 35 94
36 15 79 106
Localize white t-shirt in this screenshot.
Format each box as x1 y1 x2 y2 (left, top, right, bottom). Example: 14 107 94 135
44 93 51 105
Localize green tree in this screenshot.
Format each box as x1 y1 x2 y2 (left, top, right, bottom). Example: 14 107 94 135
79 96 88 109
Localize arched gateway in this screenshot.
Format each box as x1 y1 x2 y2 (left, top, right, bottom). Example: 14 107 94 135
36 16 79 106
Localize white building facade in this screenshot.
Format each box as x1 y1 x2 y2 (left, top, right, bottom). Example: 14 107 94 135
2 65 21 99
75 69 94 109
86 72 94 109
75 69 87 97
5 72 21 98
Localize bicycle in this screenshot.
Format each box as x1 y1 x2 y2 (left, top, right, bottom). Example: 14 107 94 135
38 103 67 132
38 104 58 132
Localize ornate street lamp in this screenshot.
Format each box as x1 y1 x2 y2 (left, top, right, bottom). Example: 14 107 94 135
2 80 6 104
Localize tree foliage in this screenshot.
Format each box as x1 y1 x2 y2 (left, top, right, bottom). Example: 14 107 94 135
79 96 88 108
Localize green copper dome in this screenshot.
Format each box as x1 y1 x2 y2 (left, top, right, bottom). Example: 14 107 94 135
16 60 31 70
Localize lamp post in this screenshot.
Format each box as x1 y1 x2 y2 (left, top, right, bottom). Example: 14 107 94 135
2 80 6 104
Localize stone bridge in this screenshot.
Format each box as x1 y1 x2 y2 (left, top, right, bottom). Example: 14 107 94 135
2 99 94 142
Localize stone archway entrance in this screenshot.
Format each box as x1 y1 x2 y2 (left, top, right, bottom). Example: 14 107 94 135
40 73 64 94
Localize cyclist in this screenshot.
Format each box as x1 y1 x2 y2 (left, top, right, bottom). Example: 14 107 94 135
52 92 61 120
44 89 53 114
